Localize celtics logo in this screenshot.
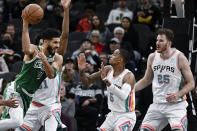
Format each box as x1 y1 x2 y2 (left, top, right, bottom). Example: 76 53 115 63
34 60 44 71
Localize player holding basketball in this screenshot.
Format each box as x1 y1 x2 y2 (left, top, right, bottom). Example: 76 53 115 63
0 3 63 131
135 28 195 131
17 0 71 131
77 49 136 131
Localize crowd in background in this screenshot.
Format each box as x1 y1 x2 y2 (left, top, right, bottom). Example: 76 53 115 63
0 0 197 131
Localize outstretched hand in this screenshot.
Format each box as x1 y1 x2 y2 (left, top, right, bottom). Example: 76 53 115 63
5 98 19 108
100 63 107 80
61 0 71 10
21 9 29 24
77 53 88 71
37 47 47 62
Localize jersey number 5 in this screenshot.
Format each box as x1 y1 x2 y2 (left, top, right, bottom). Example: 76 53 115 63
158 74 170 84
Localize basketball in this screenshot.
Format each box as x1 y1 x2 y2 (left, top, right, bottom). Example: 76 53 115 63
22 4 44 24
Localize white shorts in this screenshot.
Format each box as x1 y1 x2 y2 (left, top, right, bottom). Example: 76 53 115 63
20 102 62 131
140 101 188 131
97 111 136 131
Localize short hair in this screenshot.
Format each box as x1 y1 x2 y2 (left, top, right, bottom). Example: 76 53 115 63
90 30 100 36
157 28 174 43
33 33 43 45
90 30 101 40
119 49 130 65
81 38 92 44
42 28 61 40
121 16 131 23
113 26 125 35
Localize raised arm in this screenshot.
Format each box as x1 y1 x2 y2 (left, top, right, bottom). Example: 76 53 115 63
135 53 154 92
58 0 71 56
21 12 36 56
166 53 195 102
77 53 102 85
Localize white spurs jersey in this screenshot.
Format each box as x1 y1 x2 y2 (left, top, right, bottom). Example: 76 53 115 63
152 49 186 103
32 72 61 106
106 67 135 112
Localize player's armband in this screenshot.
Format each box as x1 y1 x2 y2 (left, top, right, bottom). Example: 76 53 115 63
108 83 132 100
122 83 132 91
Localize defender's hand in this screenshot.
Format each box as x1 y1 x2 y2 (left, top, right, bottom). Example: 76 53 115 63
77 53 88 71
5 98 19 108
100 63 107 80
61 0 71 10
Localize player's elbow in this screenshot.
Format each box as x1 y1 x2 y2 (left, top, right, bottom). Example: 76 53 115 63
47 72 56 79
47 74 55 79
22 48 31 55
190 80 195 90
22 48 29 54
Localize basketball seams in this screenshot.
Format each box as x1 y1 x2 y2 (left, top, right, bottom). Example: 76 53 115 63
24 4 44 24
24 4 30 19
28 6 42 17
24 4 43 24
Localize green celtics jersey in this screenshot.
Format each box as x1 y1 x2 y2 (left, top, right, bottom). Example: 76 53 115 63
15 47 55 94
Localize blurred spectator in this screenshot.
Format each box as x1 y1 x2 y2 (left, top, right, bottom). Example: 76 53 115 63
62 57 81 93
0 0 10 23
45 4 64 31
70 69 103 131
103 37 121 55
75 9 95 32
99 52 109 66
83 0 102 10
10 0 29 19
0 24 23 69
0 56 9 74
121 16 139 52
133 0 162 31
2 24 23 57
89 30 104 54
61 85 75 117
71 39 98 65
121 16 141 62
106 0 133 25
86 15 112 45
32 0 46 8
0 12 6 36
113 27 135 60
103 37 136 73
60 84 77 131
